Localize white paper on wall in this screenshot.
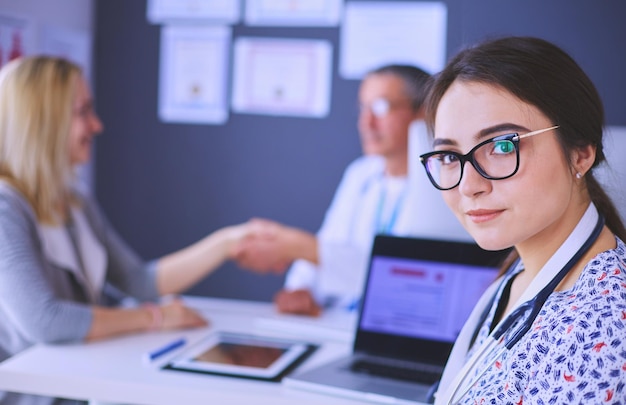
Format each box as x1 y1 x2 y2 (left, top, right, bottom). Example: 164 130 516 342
158 25 231 125
231 37 333 118
340 1 447 79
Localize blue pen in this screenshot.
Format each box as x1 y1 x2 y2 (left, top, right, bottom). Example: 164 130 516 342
346 297 361 312
143 337 186 363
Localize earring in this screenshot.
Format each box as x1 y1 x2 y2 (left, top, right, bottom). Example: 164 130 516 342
576 172 583 179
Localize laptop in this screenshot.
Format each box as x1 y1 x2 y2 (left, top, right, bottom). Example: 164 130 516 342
283 235 508 404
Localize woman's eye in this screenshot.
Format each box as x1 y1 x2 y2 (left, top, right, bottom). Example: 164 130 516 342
492 140 514 154
438 153 459 165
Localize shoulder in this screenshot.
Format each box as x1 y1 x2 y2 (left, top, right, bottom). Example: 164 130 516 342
584 237 626 311
557 239 626 317
342 155 385 181
545 238 626 339
519 250 626 399
579 236 626 293
0 181 36 223
0 182 40 251
345 154 385 172
331 155 385 199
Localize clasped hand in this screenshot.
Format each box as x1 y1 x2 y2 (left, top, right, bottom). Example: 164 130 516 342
230 218 322 316
231 218 298 273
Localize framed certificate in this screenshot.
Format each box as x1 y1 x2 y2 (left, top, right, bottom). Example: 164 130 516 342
165 332 317 382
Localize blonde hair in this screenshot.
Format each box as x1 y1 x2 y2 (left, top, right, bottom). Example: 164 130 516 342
0 56 81 224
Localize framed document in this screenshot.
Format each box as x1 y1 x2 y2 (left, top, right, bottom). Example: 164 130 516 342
165 332 317 382
244 0 342 26
231 37 332 118
339 1 447 79
147 0 241 24
158 25 231 124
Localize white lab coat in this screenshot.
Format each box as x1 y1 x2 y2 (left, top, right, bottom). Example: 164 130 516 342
284 155 420 308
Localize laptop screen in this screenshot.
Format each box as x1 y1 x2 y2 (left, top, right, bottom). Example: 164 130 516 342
354 235 508 365
360 256 497 342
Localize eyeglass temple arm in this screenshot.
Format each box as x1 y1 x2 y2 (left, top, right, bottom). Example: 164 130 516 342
516 125 560 140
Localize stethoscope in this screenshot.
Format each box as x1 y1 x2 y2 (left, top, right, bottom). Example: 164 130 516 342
446 211 605 404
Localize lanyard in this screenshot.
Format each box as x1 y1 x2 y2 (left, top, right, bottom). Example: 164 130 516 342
440 204 604 405
348 172 408 240
374 180 407 234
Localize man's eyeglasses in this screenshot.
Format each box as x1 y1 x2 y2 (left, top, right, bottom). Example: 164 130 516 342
419 125 559 190
359 98 411 118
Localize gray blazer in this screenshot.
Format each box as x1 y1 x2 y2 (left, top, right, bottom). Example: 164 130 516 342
0 183 160 405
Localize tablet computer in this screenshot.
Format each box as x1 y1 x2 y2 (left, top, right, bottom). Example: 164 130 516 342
164 332 317 382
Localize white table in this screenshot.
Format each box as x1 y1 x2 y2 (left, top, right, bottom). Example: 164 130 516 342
0 297 364 405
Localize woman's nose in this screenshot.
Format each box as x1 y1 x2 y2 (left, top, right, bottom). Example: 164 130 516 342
458 161 491 197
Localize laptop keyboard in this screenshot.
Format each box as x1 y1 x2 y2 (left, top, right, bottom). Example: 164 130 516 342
349 357 441 384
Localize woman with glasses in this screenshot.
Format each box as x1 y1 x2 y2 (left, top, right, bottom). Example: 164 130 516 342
420 37 626 405
0 56 262 405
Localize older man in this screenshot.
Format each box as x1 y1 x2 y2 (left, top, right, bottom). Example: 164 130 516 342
236 65 431 315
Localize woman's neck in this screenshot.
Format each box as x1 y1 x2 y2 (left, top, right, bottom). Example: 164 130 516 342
502 200 598 316
53 197 73 225
516 200 592 277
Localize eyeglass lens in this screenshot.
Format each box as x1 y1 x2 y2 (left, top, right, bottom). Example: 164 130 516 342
369 98 390 117
424 138 518 190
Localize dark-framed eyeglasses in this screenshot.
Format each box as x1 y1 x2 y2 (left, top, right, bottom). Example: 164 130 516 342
419 125 559 190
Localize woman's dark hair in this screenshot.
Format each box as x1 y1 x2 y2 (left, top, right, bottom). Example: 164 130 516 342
425 36 626 265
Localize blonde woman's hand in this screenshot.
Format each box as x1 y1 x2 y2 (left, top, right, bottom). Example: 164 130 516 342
159 298 208 330
222 219 277 258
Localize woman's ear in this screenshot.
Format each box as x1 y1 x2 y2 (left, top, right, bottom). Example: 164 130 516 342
571 144 596 177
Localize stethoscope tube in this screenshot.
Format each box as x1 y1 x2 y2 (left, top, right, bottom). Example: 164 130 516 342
448 213 605 404
496 214 604 350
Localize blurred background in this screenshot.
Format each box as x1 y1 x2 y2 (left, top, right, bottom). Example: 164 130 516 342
1 0 624 301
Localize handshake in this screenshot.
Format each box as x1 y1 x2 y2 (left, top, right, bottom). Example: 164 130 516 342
224 218 322 316
229 218 318 274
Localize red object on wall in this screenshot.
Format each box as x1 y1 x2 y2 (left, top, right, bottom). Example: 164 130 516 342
8 31 23 61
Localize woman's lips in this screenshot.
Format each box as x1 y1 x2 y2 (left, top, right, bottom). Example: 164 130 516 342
465 209 504 223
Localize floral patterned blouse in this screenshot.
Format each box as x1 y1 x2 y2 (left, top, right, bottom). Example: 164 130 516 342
460 237 626 405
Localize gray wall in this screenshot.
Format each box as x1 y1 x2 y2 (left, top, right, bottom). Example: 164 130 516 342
0 0 93 32
94 0 626 302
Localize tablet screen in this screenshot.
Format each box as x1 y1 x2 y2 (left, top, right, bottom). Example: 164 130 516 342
168 332 314 380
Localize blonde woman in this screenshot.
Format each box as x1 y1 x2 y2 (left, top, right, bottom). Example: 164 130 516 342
0 56 256 404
